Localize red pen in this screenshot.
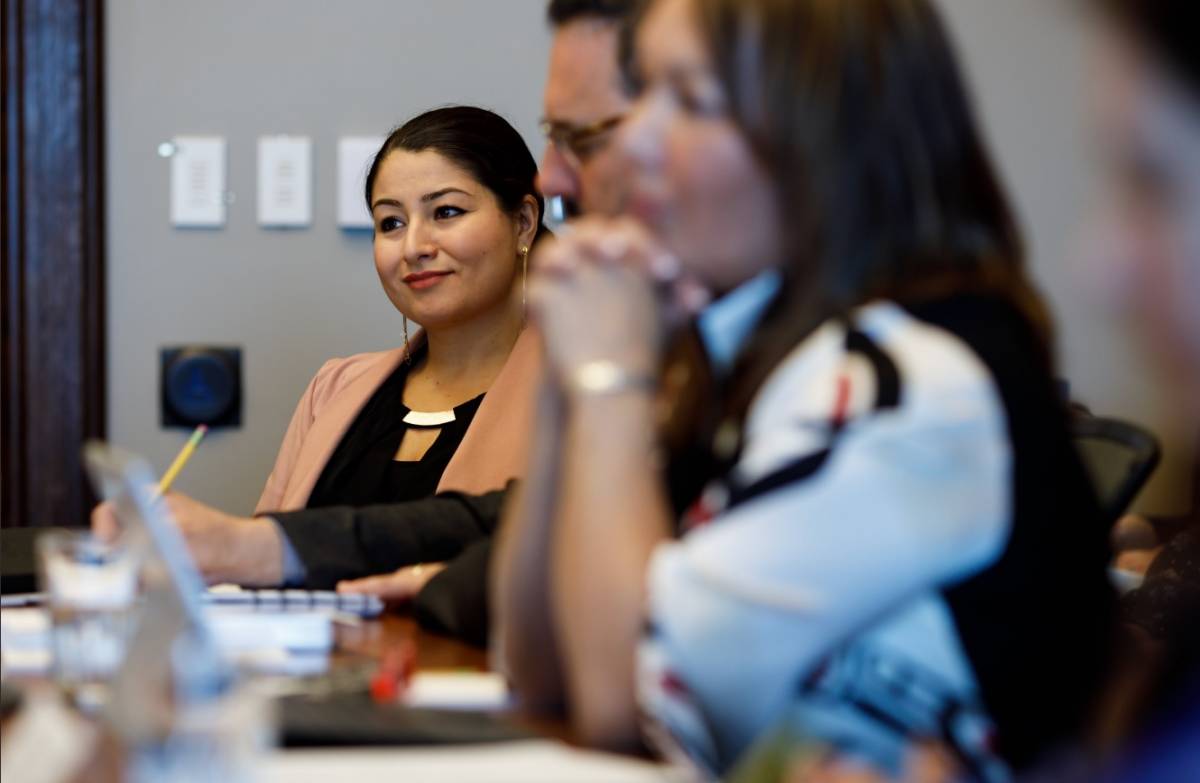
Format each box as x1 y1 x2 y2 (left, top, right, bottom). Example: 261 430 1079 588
369 638 417 703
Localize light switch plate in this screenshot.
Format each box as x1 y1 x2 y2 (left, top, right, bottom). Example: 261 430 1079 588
170 136 226 227
337 136 384 229
257 136 312 227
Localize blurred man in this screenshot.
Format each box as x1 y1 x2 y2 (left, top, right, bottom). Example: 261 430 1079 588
538 0 634 217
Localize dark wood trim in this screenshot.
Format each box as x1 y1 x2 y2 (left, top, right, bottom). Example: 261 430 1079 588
81 0 107 462
2 0 29 529
1 0 106 528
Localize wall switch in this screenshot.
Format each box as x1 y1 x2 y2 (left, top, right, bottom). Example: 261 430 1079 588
337 136 384 229
170 136 227 227
257 136 312 227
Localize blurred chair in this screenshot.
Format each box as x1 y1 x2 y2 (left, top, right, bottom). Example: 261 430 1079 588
1072 416 1161 524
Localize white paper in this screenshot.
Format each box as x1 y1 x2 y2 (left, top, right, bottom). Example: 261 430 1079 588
170 135 226 226
0 607 51 674
402 671 511 711
257 136 313 227
205 607 333 653
337 136 385 228
0 604 333 677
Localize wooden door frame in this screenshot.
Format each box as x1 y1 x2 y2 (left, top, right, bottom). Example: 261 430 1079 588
2 0 106 527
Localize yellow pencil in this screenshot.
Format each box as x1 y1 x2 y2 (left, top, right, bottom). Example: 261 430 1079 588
157 424 208 495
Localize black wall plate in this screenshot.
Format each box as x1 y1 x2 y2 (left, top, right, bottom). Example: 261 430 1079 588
160 346 242 429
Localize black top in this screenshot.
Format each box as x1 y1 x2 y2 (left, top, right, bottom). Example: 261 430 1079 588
306 347 484 509
270 343 501 647
908 294 1115 769
274 489 506 595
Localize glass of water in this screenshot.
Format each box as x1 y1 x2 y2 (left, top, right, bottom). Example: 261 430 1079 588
37 530 139 709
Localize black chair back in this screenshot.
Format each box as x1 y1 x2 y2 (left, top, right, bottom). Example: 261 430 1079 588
1072 416 1161 524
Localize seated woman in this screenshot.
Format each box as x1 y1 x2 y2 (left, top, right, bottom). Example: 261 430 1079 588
493 0 1113 777
97 106 545 613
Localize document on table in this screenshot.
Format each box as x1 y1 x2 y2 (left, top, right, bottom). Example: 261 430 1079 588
0 605 333 676
262 741 692 783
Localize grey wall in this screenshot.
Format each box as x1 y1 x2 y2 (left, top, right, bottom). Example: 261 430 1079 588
106 0 551 513
106 0 1192 514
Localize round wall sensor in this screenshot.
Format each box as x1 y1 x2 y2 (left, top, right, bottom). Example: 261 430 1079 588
160 347 241 428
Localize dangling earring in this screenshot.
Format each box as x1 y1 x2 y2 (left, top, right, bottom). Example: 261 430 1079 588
520 245 530 324
402 318 412 365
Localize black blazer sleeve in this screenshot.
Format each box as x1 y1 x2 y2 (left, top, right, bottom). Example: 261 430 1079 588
270 487 509 589
413 537 494 648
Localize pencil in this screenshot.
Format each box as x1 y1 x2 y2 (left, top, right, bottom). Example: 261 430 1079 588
157 424 208 495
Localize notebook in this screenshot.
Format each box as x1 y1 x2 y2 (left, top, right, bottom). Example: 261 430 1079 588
205 585 383 617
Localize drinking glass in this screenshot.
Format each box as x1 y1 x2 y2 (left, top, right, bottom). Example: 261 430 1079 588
37 529 139 709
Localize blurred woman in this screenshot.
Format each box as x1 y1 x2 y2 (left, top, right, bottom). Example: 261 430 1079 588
494 0 1113 777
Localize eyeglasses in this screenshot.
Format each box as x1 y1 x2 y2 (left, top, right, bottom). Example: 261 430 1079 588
539 115 625 166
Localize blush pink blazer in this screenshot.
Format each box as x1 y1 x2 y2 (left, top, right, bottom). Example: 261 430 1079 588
254 328 541 514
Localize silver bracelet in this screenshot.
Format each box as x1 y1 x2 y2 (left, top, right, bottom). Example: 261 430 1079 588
569 360 657 396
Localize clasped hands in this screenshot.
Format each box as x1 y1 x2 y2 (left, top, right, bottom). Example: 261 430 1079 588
528 216 710 394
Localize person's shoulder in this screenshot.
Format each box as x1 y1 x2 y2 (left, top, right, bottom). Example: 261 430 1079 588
308 348 406 399
759 299 1006 415
858 298 1005 398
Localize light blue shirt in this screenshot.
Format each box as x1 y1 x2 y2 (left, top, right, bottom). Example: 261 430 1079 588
695 271 781 375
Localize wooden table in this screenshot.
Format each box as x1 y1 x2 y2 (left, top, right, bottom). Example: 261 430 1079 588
333 611 577 744
1 605 579 750
334 612 489 672
3 607 659 783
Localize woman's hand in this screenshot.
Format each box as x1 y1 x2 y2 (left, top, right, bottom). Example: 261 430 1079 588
1110 513 1162 576
529 216 709 391
336 562 447 602
92 494 282 585
164 493 277 585
91 501 122 542
1111 513 1158 551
